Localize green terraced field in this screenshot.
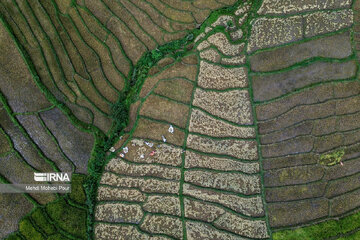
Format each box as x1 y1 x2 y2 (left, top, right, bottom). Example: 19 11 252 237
0 0 360 239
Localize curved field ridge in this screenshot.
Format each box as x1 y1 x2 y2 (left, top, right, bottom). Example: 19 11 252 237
96 0 360 239
0 0 244 239
0 0 239 239
95 1 272 239
249 0 360 238
1 0 360 239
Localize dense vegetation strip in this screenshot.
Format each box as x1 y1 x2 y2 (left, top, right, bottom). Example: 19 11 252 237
4 0 360 239
1 0 244 238
85 33 195 239
273 211 360 240
0 1 257 239
4 174 87 240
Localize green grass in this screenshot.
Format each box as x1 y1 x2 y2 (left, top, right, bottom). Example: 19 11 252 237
19 218 44 240
1 1 249 239
273 211 360 240
83 23 196 240
47 234 71 240
319 149 345 166
46 198 87 239
30 208 56 236
69 174 87 205
3 233 24 240
4 175 88 240
338 230 360 240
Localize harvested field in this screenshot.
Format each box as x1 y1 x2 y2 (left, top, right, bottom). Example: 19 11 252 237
1 0 360 239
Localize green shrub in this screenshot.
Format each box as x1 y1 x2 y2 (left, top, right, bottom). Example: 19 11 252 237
227 20 234 27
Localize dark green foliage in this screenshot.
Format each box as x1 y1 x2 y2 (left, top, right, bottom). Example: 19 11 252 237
30 208 55 236
69 174 87 205
47 234 71 240
338 230 360 240
1 2 256 240
83 28 195 239
110 93 127 123
151 49 163 61
83 175 98 239
273 211 360 240
340 211 360 234
19 218 44 240
110 92 129 136
46 199 86 239
4 177 88 240
3 233 23 240
81 2 253 237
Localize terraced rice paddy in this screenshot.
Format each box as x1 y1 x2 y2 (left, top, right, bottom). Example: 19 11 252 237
0 0 360 239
